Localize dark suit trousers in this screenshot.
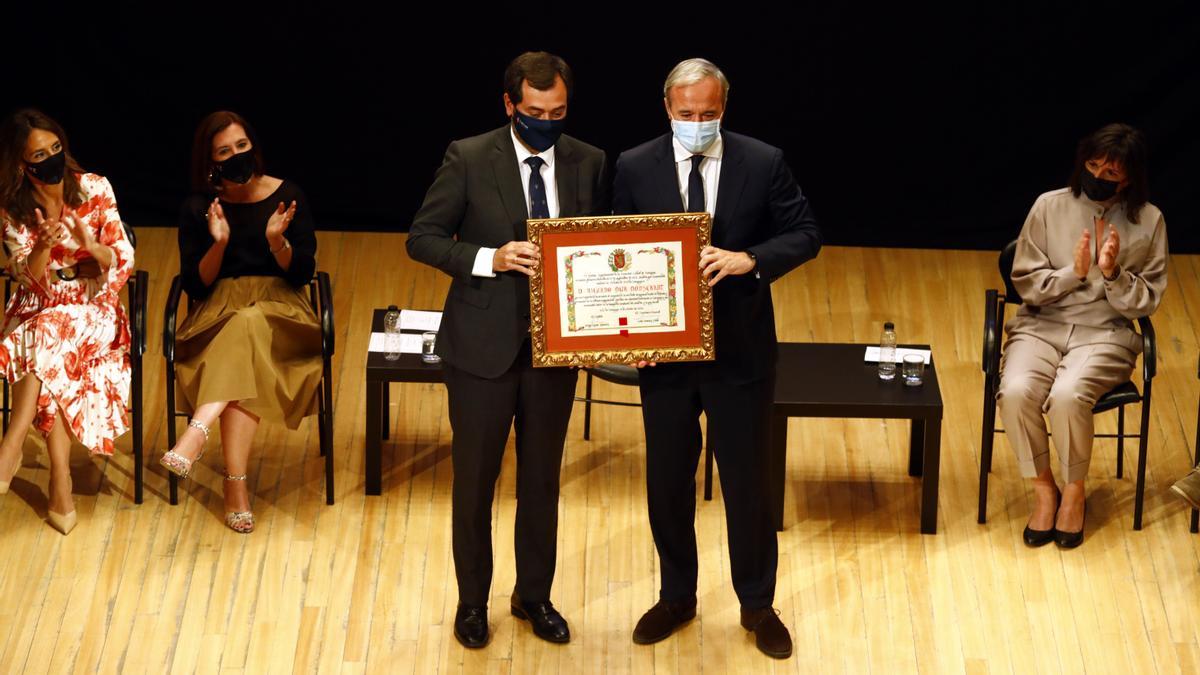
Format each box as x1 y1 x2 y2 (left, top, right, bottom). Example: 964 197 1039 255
443 343 578 608
640 373 778 609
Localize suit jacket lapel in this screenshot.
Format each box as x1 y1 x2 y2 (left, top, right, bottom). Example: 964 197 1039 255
555 138 579 218
714 133 746 239
654 135 686 213
491 126 527 237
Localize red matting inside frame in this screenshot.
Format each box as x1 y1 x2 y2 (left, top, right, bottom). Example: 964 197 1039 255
541 227 702 354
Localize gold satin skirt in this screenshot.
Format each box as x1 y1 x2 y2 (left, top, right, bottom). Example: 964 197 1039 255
174 276 323 429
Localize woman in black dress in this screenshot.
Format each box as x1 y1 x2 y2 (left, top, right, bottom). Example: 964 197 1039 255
160 111 323 533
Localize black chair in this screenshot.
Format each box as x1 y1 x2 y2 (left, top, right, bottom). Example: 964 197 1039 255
1 222 148 503
577 365 719 500
579 365 641 440
162 272 335 505
979 240 1155 530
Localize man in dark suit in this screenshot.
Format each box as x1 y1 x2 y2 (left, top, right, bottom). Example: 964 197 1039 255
406 51 608 649
613 58 821 659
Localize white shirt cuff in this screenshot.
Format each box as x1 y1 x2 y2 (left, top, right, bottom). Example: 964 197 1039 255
472 247 497 277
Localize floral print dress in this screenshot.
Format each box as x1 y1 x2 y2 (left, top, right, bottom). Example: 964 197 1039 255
0 173 135 455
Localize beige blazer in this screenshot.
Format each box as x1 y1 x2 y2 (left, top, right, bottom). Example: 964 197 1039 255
1007 188 1168 355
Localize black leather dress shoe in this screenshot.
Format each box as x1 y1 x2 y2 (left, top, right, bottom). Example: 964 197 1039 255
632 599 697 645
1055 502 1086 549
510 593 570 644
454 604 489 648
741 607 793 659
1023 525 1055 547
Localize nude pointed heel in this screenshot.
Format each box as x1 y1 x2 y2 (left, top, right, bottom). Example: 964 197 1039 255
47 509 77 535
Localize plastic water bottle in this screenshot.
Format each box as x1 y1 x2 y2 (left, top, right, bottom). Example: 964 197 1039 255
878 321 897 381
384 305 402 361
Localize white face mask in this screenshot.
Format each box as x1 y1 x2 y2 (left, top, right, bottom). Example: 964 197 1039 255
671 118 721 153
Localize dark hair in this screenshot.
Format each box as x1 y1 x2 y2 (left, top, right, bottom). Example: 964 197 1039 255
190 110 265 193
504 51 573 104
1068 123 1149 223
0 108 86 226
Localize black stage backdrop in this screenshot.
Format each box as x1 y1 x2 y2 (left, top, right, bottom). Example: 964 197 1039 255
7 3 1199 251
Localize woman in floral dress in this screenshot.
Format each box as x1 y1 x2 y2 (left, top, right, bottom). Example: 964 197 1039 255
0 109 135 535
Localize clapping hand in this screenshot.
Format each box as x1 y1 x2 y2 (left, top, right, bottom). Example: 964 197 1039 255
63 214 97 251
33 207 67 248
266 200 297 248
207 198 230 244
1097 221 1120 278
1073 229 1091 280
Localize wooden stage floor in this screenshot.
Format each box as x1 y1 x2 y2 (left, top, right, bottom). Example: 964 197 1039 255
1 229 1198 674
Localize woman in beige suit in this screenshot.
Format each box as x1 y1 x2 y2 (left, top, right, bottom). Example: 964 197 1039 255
997 123 1166 549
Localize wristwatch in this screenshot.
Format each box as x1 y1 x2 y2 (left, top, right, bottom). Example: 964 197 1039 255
270 238 291 254
745 250 761 279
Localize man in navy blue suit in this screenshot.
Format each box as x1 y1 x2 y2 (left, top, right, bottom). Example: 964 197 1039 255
408 51 609 650
612 58 821 659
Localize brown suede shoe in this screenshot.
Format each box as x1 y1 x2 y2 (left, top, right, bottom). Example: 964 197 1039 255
1171 467 1200 510
632 599 697 644
740 607 792 659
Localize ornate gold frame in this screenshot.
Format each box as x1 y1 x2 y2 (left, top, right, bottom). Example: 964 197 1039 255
527 212 715 367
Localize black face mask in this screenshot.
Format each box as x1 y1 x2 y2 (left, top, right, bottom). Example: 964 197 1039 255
512 109 566 153
212 149 256 185
25 151 67 185
1080 169 1120 202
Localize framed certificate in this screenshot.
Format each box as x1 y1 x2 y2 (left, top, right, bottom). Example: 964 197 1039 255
527 212 715 367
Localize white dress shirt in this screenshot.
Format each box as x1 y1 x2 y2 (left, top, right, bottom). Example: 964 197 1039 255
471 126 560 277
673 132 723 214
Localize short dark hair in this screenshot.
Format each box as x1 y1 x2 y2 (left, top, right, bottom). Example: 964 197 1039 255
0 108 86 227
504 51 573 104
190 110 265 193
1068 123 1149 224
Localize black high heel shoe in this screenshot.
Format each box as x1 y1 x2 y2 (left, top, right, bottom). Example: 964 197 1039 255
1023 491 1060 547
1054 501 1086 549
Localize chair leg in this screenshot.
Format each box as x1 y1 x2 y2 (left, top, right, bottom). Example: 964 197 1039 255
583 371 593 441
1193 402 1200 534
132 349 143 505
1116 405 1125 479
1190 444 1200 533
978 374 997 523
703 440 714 501
166 363 179 506
317 382 328 457
703 418 714 501
1133 388 1151 530
323 361 334 505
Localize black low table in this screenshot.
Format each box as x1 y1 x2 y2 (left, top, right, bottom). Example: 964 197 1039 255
364 308 443 495
363 312 943 534
770 342 943 534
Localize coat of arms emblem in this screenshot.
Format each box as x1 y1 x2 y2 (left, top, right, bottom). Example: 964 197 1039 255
608 248 632 272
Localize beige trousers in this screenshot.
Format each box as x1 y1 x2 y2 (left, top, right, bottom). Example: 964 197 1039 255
997 317 1137 483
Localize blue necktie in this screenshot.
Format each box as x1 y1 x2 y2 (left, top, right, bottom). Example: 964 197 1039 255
526 156 549 219
688 154 706 213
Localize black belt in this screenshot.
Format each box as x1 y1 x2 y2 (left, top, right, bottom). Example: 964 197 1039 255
54 259 102 281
